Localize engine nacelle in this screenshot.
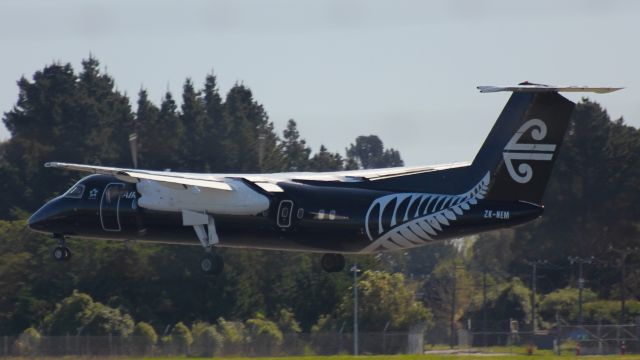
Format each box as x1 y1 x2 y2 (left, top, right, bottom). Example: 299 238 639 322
136 179 270 216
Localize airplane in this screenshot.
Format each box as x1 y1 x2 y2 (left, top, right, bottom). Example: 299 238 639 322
27 83 621 275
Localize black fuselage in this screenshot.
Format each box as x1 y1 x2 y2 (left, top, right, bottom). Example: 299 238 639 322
29 174 543 254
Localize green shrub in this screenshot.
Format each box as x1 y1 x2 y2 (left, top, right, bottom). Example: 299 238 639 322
131 321 157 354
191 321 224 357
170 321 193 355
14 327 41 356
539 287 597 322
246 313 283 356
217 317 246 355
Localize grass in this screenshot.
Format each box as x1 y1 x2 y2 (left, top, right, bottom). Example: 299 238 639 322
139 356 636 360
4 350 638 360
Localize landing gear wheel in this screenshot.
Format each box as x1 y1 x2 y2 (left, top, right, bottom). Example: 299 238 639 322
200 253 224 275
52 246 71 261
321 253 345 273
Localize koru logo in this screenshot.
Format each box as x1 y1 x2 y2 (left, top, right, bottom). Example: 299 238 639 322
503 119 556 184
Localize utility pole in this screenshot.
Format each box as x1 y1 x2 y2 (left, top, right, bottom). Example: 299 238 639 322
525 260 547 332
450 262 458 349
608 246 640 324
350 264 360 355
482 268 488 347
568 256 593 326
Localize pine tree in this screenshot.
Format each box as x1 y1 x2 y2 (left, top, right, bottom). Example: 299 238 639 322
134 89 160 169
202 74 226 171
282 119 311 171
77 56 134 166
156 91 184 170
179 79 208 171
309 145 343 171
223 84 283 172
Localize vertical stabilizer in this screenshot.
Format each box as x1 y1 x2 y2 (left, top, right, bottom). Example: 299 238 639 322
474 91 574 204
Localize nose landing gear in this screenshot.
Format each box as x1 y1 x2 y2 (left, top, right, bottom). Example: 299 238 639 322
321 253 345 273
52 234 71 261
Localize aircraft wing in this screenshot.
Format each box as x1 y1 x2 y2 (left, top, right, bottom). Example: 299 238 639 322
249 162 470 183
45 162 233 191
45 161 471 190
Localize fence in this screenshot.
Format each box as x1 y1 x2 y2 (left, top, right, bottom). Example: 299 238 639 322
457 323 640 355
0 331 423 357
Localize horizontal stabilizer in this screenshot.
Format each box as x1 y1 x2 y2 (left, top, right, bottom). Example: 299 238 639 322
478 83 623 94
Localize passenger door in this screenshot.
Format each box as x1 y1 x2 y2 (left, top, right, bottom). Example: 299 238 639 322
100 183 126 231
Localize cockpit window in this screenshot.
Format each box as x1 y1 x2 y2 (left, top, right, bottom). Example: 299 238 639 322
64 184 85 199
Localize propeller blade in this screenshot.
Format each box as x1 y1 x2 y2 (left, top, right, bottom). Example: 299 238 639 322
128 133 139 169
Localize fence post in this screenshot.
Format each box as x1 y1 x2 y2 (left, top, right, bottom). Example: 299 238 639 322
382 321 390 354
597 319 602 355
636 316 640 354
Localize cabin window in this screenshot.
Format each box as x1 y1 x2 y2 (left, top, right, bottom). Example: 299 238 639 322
64 184 85 199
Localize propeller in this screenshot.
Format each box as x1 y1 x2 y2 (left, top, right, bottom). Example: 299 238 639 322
128 133 139 169
128 132 146 235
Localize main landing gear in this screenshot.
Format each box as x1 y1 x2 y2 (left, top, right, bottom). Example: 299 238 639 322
52 234 71 261
321 253 345 273
200 252 224 276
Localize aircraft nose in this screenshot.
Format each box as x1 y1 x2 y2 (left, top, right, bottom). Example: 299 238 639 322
28 201 58 232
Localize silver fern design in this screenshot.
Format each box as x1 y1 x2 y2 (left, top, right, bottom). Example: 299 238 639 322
362 172 490 253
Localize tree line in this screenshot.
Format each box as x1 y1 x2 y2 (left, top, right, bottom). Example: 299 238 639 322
1 56 640 344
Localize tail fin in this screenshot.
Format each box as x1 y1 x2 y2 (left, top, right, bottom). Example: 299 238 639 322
475 91 574 204
359 84 619 204
475 84 621 204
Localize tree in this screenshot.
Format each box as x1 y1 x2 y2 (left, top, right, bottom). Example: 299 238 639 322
223 84 284 172
134 89 160 168
309 145 344 171
43 290 94 335
539 287 597 322
464 278 532 332
421 255 473 340
346 135 403 169
42 290 133 336
155 91 184 170
282 119 311 171
179 79 209 171
338 270 432 331
202 73 226 171
507 99 640 292
1 57 133 216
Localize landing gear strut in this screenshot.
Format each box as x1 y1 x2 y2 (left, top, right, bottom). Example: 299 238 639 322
52 234 71 261
183 210 225 275
321 253 345 273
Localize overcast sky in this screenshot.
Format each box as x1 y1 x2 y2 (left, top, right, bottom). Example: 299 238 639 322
1 0 638 166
